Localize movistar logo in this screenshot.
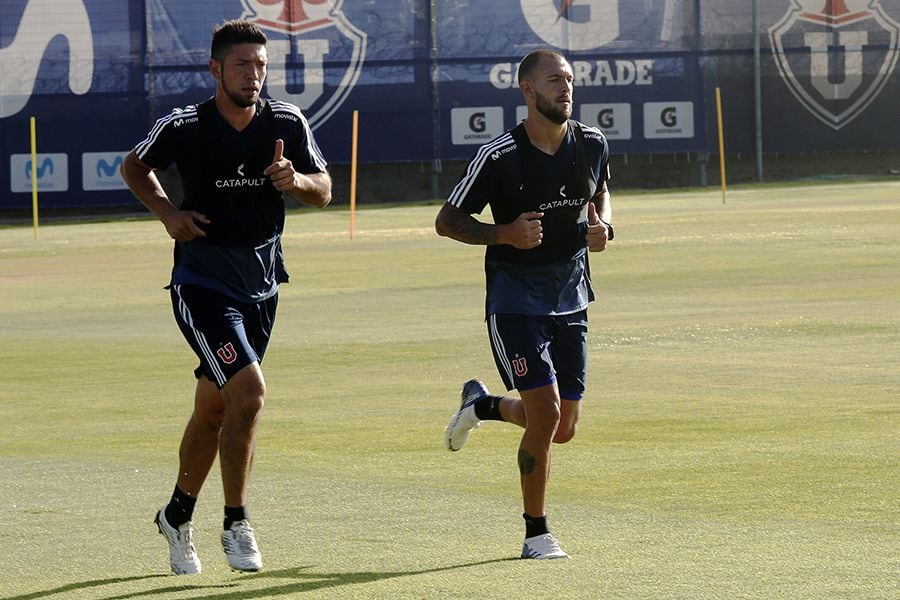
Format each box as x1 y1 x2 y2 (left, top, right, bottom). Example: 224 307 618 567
0 0 93 119
97 156 122 178
26 157 54 179
490 144 516 161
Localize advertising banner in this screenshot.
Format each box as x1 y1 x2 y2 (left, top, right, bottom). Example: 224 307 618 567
1 0 898 209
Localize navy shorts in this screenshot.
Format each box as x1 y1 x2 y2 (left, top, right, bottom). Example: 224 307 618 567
487 310 588 401
170 284 278 389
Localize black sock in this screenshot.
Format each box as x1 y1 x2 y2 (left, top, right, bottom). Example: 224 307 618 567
164 485 197 528
224 506 248 530
523 513 549 539
474 395 505 421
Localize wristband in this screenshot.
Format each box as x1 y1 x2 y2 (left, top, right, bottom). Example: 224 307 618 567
599 219 615 241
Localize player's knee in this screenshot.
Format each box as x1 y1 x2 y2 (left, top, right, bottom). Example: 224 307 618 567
195 406 225 432
553 423 577 444
222 389 266 429
224 368 267 417
528 402 561 436
193 394 226 431
235 391 265 422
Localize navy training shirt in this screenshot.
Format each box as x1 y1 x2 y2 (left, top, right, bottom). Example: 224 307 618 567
447 120 610 317
133 97 327 303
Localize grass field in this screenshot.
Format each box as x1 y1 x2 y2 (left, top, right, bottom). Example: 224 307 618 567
1 182 898 599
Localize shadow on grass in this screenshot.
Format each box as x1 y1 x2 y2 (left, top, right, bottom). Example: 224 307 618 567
2 575 172 600
4 558 518 599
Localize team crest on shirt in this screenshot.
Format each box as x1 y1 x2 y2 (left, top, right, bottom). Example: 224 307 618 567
769 0 900 129
240 0 367 130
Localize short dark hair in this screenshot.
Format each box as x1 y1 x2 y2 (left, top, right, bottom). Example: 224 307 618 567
517 49 567 82
211 20 267 63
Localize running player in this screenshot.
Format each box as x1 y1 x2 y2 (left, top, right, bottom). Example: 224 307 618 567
120 20 332 574
435 49 613 560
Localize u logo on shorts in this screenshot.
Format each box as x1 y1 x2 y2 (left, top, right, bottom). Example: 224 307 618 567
513 356 528 377
217 342 238 365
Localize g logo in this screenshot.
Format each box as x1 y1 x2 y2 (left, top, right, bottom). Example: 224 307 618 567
469 112 487 133
598 108 614 128
661 106 677 127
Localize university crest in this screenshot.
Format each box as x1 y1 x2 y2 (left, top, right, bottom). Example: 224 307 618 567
769 0 900 129
240 0 367 130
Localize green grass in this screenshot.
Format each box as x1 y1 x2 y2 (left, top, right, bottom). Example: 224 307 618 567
1 182 898 599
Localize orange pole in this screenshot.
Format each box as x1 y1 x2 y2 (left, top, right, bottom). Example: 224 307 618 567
30 116 39 239
350 110 358 239
715 87 727 205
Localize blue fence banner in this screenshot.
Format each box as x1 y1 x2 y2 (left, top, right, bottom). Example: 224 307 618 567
2 0 899 208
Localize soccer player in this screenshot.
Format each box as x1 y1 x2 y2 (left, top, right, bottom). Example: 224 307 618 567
435 49 613 559
121 20 332 574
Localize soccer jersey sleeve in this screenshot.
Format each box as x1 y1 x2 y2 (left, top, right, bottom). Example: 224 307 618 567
269 99 328 175
599 140 611 184
446 135 511 215
580 124 611 186
133 105 197 170
293 115 328 175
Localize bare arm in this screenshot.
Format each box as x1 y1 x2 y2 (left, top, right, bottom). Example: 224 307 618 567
435 203 544 250
286 171 332 208
593 180 612 224
120 151 210 241
435 203 501 245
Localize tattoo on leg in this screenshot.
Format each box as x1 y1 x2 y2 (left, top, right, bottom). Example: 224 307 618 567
518 449 537 475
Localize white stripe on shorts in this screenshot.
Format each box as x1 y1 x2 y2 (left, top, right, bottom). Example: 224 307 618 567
173 284 227 386
488 314 514 384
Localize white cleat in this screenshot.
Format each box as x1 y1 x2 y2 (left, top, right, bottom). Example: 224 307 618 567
222 519 263 572
155 508 201 575
521 533 570 560
444 379 487 451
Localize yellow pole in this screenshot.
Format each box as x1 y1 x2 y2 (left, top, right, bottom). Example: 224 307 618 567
349 110 358 239
30 116 39 238
715 87 727 205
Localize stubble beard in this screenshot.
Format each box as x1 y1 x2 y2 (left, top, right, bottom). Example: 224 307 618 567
535 93 571 125
222 78 258 109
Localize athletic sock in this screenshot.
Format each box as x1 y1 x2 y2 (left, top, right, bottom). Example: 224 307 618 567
164 485 197 528
224 506 248 531
523 513 550 539
473 395 505 421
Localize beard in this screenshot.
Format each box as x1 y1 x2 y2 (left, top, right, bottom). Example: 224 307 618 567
535 93 571 125
221 78 258 109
